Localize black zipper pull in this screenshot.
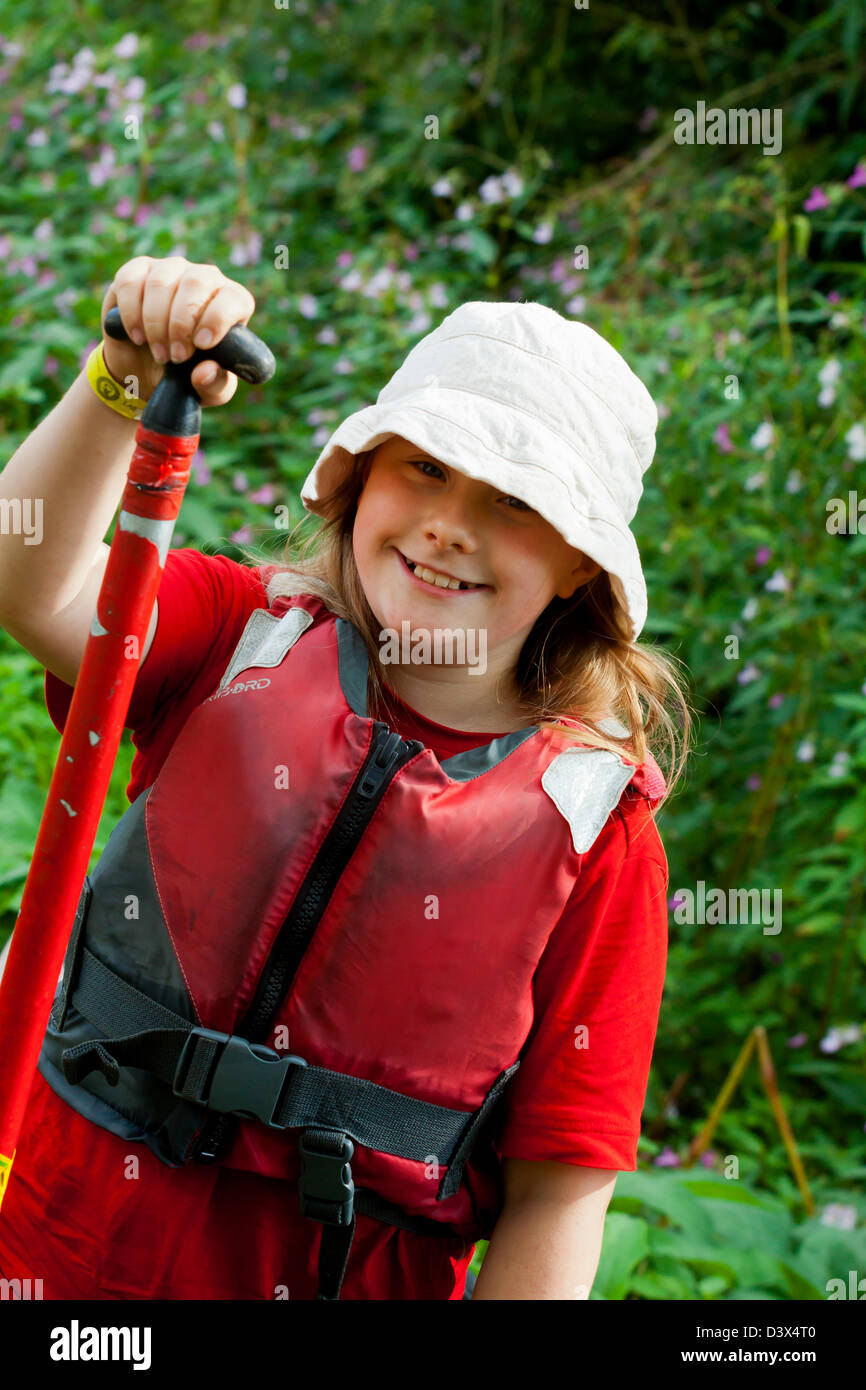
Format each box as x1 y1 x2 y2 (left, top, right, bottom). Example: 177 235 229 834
358 729 413 799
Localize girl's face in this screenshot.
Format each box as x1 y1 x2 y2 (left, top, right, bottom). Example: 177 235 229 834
352 435 600 678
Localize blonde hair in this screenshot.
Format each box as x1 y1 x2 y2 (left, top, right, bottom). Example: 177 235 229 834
238 449 695 810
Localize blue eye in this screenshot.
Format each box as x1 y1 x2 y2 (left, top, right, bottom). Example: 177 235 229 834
411 459 444 479
409 460 533 512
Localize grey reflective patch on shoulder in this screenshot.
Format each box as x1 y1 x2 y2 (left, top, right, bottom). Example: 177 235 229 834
217 605 315 691
541 749 636 854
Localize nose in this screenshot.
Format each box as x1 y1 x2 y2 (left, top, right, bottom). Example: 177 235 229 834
421 496 481 555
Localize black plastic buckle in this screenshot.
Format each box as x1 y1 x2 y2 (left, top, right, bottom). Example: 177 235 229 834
172 1026 307 1128
298 1131 355 1226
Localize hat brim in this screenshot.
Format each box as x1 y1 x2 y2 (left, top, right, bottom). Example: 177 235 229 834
299 392 648 640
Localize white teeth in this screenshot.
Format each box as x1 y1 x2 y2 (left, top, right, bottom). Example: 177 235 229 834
407 557 477 590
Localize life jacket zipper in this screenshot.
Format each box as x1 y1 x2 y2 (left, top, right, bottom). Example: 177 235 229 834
192 722 423 1162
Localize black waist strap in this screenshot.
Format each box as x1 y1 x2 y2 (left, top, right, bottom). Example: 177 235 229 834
58 943 518 1299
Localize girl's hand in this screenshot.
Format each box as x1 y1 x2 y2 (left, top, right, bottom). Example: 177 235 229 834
98 255 257 407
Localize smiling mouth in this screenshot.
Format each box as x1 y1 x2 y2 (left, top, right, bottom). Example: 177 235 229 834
396 549 488 592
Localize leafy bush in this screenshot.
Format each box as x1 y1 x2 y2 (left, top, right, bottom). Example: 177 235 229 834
1 0 864 1299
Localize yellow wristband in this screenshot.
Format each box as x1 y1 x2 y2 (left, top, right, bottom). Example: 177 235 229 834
86 341 148 420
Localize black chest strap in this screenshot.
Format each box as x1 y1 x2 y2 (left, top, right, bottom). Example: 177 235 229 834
57 941 518 1299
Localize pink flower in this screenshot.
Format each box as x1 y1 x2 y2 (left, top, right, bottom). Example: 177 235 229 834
405 243 419 261
249 484 276 504
713 422 734 453
745 774 761 791
133 205 151 226
9 111 23 131
654 1147 680 1168
44 355 59 376
347 144 369 172
113 195 133 218
768 693 785 709
233 471 249 493
231 525 253 544
192 450 211 486
827 290 841 303
336 250 353 268
803 186 829 212
846 161 866 189
699 1150 718 1169
754 545 771 565
786 1032 808 1048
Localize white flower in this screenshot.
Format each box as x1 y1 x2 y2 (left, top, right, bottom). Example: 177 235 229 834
338 269 362 291
114 34 139 59
830 311 850 329
33 219 53 241
795 740 815 762
297 294 318 319
742 598 759 620
315 325 338 345
26 130 48 147
738 663 760 684
207 121 226 142
479 175 505 203
818 384 836 407
744 472 766 491
501 169 524 198
428 282 448 308
750 422 774 450
532 222 553 244
454 201 474 222
818 358 842 386
565 295 586 316
845 422 866 461
820 1024 862 1054
123 76 145 100
764 570 790 593
227 83 247 109
785 469 803 493
819 1203 857 1229
431 177 453 197
334 357 354 374
407 311 432 335
727 328 743 346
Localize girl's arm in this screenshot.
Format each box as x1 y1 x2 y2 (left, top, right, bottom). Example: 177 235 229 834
470 1161 618 1300
0 256 250 685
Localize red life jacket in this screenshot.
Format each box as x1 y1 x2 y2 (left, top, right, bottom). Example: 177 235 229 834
39 591 665 1299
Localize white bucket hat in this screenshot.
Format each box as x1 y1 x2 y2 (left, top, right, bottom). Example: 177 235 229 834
299 300 658 640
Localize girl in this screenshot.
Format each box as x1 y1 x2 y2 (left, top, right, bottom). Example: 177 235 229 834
0 256 691 1300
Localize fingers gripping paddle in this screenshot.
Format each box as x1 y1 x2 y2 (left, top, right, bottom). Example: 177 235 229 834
0 309 275 1212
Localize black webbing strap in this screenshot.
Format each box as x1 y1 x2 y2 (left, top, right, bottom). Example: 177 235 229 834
61 944 516 1168
48 877 93 1032
58 942 519 1298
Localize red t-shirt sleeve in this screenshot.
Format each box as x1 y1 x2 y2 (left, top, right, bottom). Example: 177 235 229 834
494 800 669 1172
44 548 277 769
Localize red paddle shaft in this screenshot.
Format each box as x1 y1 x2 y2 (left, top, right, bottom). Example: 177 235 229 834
0 311 274 1210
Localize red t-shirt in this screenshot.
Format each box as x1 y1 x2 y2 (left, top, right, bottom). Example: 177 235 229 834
0 548 669 1300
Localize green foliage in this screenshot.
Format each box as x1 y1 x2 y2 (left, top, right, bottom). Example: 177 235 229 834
1 0 864 1300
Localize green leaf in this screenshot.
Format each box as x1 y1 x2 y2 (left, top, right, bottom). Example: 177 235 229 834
593 1213 650 1300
